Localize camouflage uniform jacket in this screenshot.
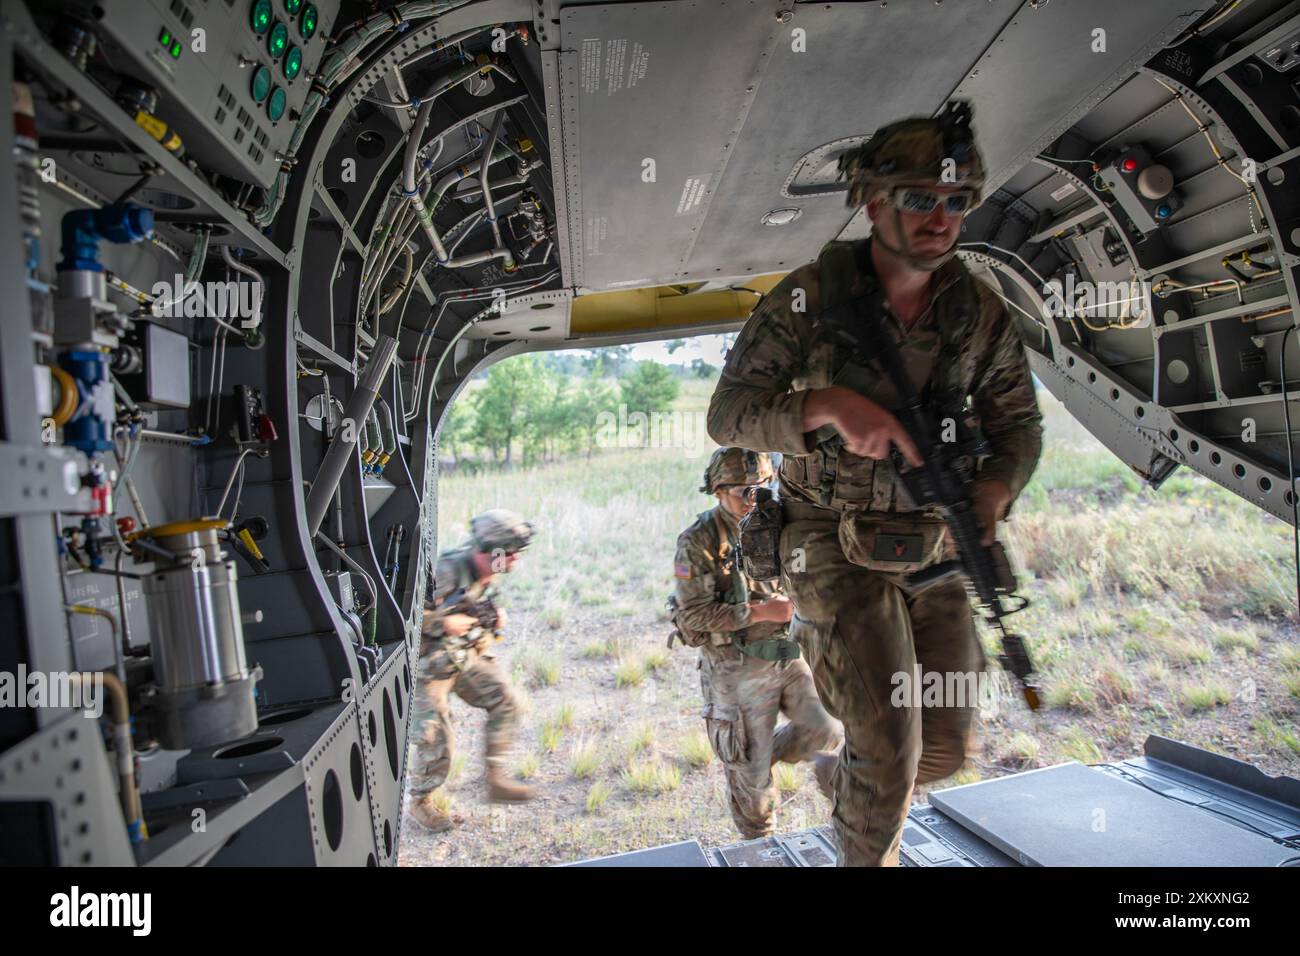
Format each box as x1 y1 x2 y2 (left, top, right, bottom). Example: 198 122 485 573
708 236 1043 519
422 545 498 652
673 505 784 648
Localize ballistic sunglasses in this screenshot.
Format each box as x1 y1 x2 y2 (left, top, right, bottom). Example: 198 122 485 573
886 186 977 217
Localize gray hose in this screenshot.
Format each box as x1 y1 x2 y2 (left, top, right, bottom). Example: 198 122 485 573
480 110 507 250
364 408 382 466
375 398 397 471
305 335 398 535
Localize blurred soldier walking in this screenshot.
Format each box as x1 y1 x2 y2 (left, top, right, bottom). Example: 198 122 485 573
408 509 537 833
670 447 842 840
707 102 1043 864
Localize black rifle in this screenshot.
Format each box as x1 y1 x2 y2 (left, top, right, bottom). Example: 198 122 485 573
429 584 501 642
817 290 1041 710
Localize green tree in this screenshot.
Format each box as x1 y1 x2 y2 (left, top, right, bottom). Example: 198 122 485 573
472 356 547 465
690 357 717 379
569 371 619 457
522 368 581 465
438 397 478 465
620 361 679 445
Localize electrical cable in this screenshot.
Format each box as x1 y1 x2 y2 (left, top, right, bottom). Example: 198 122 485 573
216 447 256 517
1151 74 1264 232
315 532 378 612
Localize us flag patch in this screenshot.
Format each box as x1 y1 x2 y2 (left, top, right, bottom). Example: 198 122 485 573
674 563 692 579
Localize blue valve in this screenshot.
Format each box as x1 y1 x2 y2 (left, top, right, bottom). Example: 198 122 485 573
58 350 114 454
58 203 155 272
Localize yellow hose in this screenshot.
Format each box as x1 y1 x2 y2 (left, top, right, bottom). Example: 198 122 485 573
48 365 77 428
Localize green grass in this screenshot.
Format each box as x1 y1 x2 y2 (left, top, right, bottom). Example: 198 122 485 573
528 653 562 688
623 758 682 794
1046 673 1097 713
615 656 646 688
1212 624 1260 653
447 754 467 785
1059 728 1104 765
1254 716 1300 755
1283 673 1300 701
1180 681 1231 712
540 719 565 753
628 721 655 755
515 753 540 780
643 648 670 672
680 731 713 769
569 738 601 779
1044 573 1088 610
773 763 803 793
585 780 614 813
553 702 576 730
1005 731 1040 766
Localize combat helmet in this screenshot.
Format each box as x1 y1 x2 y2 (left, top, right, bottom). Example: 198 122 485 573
469 509 535 554
700 447 774 494
837 100 985 271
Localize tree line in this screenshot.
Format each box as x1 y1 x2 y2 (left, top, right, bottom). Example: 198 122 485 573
438 350 717 470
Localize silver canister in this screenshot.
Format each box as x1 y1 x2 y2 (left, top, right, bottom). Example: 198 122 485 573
141 521 260 749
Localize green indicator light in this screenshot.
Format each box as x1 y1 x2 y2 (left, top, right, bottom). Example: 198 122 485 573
285 0 302 13
170 40 182 59
283 45 302 80
250 65 272 103
268 21 288 58
300 3 318 39
250 0 272 34
159 28 172 47
267 86 287 122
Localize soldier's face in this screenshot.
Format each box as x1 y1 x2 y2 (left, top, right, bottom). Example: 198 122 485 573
473 548 518 579
868 182 965 261
716 485 755 518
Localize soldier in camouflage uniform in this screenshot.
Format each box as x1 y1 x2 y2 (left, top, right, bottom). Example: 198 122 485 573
706 102 1043 865
408 509 537 833
672 447 843 840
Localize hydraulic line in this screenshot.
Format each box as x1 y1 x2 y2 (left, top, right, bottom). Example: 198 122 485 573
68 670 144 843
479 110 507 252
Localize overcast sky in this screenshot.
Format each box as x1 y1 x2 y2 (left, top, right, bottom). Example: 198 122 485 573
627 332 731 365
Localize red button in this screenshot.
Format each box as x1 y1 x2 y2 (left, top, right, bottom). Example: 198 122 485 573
1122 157 1138 172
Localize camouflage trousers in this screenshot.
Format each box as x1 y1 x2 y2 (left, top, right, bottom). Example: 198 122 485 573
781 510 985 866
700 644 843 840
409 638 520 795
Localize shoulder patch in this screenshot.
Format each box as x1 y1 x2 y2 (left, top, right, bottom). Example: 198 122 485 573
674 562 692 580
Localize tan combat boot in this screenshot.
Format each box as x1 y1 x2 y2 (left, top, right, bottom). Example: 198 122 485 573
813 750 838 802
408 792 456 833
485 766 536 803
